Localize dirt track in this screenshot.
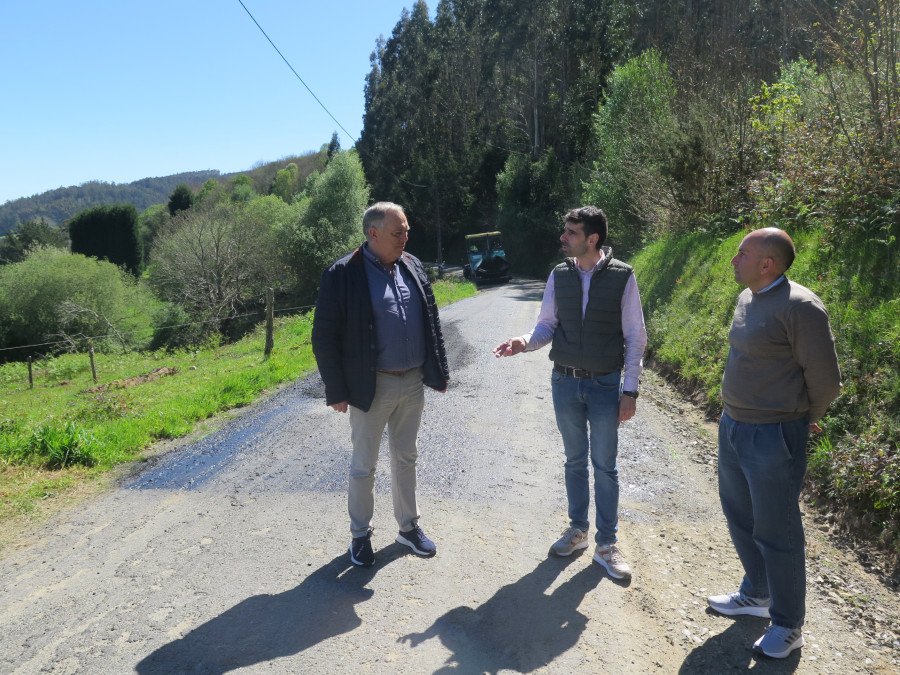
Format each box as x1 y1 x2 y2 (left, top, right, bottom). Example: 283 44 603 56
0 278 898 674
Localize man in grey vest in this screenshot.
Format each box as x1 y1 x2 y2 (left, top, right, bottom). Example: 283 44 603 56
493 206 647 580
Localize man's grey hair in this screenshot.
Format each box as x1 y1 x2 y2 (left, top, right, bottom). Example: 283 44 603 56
363 202 405 240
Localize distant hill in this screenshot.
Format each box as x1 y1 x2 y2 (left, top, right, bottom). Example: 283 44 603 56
0 171 223 236
0 152 329 238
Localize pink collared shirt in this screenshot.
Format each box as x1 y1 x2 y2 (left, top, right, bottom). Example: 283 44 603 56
522 251 648 391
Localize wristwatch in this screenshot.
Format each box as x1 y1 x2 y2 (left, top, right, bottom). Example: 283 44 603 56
622 390 639 399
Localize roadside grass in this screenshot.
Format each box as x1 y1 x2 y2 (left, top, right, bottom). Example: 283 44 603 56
0 278 476 548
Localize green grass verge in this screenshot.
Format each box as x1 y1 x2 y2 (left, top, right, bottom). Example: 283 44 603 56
0 277 476 537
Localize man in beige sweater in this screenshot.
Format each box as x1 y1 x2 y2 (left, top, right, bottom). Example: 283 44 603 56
707 227 841 659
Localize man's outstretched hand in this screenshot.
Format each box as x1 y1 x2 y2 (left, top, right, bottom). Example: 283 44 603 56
493 337 527 357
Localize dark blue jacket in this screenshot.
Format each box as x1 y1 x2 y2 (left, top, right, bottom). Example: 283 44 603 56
311 246 449 412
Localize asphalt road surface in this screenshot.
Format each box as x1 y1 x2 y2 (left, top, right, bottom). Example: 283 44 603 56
1 279 898 674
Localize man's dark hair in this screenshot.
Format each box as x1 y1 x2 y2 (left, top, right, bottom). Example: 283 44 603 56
565 206 608 250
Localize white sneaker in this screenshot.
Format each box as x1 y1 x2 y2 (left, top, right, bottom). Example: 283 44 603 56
549 527 589 556
753 625 804 658
707 590 771 617
593 543 631 580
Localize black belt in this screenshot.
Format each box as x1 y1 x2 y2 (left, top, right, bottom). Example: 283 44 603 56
554 364 611 379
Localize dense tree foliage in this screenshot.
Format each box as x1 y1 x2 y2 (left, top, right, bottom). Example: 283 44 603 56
270 163 299 204
167 184 195 216
274 150 370 301
495 149 576 277
249 152 328 197
357 0 834 267
137 203 171 255
582 49 682 256
0 220 68 265
69 204 143 275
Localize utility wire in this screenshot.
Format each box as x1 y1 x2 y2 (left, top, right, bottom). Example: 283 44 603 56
237 0 356 142
236 0 429 190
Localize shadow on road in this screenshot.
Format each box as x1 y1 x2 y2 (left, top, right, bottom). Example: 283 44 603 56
400 553 604 673
678 615 801 674
505 278 546 303
134 543 408 674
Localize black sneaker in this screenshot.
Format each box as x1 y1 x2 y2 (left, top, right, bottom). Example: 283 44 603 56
396 525 436 557
349 530 375 566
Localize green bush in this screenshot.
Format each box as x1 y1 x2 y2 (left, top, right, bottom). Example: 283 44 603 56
582 49 681 255
0 247 161 356
276 150 369 302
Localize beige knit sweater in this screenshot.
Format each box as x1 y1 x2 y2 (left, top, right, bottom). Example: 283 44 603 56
722 278 842 424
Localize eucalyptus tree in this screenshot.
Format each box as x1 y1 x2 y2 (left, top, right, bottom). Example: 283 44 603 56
358 2 438 252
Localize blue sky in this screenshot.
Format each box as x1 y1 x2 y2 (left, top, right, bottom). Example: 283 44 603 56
0 1 414 205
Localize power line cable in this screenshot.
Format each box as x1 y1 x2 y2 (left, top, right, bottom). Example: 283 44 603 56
237 0 356 143
236 1 430 190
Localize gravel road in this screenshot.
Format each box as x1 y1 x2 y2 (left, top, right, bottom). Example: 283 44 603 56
0 278 898 674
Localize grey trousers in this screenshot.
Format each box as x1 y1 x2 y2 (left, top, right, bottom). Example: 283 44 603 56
348 368 424 538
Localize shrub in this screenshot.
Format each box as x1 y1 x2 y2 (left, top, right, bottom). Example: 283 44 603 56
21 422 98 469
276 150 369 302
0 247 161 357
148 201 284 331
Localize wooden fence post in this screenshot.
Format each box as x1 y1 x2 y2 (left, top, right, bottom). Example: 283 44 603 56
89 345 98 383
264 288 274 358
28 356 33 389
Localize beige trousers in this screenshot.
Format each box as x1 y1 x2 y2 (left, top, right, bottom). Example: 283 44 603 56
348 368 424 538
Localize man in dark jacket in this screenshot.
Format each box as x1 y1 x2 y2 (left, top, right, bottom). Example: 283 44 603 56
312 202 449 567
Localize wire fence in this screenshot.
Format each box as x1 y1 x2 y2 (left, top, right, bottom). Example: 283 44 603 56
2 291 316 388
0 302 315 356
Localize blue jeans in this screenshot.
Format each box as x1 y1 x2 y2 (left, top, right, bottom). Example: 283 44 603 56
551 369 621 545
718 412 809 629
